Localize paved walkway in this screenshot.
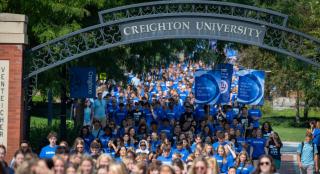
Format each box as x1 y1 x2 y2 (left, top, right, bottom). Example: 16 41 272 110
279 142 300 174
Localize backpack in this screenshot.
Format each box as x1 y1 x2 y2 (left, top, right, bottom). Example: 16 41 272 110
300 142 315 157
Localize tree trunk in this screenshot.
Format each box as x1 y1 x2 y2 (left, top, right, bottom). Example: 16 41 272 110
304 98 309 119
296 90 300 123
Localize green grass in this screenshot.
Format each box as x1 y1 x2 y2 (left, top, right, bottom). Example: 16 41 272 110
273 126 306 142
260 108 319 142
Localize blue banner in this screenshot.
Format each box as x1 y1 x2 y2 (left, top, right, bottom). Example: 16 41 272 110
217 64 233 104
195 70 221 105
237 70 265 105
70 67 96 98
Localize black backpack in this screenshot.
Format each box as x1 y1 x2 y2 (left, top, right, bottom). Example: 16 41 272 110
300 142 315 156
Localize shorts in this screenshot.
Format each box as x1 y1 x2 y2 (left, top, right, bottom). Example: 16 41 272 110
274 159 281 169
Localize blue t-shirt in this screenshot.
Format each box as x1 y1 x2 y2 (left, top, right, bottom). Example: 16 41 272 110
83 134 94 153
157 155 172 165
83 107 92 124
172 148 189 161
93 99 106 118
248 109 262 128
213 141 228 151
250 138 266 159
114 109 127 125
99 134 111 149
236 163 255 174
165 109 178 120
214 154 234 173
297 142 318 166
195 106 205 121
226 110 236 123
39 145 57 159
313 128 320 146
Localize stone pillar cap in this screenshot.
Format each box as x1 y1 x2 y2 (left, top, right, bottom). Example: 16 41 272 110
0 13 28 22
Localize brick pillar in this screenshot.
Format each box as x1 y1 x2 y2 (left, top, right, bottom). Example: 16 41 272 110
0 13 28 162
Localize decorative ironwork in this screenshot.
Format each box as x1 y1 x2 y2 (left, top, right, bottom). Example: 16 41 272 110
25 0 320 79
98 0 288 26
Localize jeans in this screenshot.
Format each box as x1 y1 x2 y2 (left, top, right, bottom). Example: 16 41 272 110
300 165 315 174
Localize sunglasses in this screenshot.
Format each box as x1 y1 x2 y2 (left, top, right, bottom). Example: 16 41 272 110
195 166 205 170
259 162 270 166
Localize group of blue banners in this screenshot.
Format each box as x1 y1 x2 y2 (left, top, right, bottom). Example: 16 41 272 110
195 64 265 105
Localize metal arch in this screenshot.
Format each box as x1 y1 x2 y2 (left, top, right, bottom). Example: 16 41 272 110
25 3 320 79
98 0 288 26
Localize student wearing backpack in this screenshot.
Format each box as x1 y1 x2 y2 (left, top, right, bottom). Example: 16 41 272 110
297 133 319 174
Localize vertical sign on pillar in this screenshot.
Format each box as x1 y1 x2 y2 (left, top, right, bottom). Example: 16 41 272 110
0 60 9 147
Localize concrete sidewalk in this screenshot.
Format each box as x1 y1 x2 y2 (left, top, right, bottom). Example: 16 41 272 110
279 142 300 174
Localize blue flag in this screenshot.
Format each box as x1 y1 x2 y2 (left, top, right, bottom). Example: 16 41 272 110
237 70 265 105
217 64 233 104
70 67 96 98
195 70 221 105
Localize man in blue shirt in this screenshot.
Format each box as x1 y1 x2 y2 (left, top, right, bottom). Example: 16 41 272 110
297 133 319 174
156 146 172 165
248 106 262 128
213 131 228 151
114 103 127 126
39 131 58 159
172 141 189 161
93 93 107 127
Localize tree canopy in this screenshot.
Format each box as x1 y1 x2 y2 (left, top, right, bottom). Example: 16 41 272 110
1 0 320 118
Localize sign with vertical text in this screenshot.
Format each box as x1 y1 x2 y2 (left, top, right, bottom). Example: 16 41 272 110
0 60 9 147
70 67 96 98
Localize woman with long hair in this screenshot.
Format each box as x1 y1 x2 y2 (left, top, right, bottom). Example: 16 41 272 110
96 153 114 169
206 157 219 174
214 145 234 174
234 151 255 174
188 156 209 174
252 155 277 174
11 150 24 171
261 122 272 139
78 156 95 174
53 156 65 174
108 163 127 174
266 132 282 170
203 143 214 157
71 137 86 155
116 146 127 162
172 158 185 174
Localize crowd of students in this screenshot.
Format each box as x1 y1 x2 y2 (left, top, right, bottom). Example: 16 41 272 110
0 60 290 174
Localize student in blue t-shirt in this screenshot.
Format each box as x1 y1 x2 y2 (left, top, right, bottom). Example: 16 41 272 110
213 131 228 151
172 141 189 161
214 145 234 174
156 146 172 165
113 103 127 126
234 151 255 174
248 106 262 129
250 129 267 167
297 133 319 173
39 131 58 159
99 127 113 150
311 121 320 153
79 126 94 153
